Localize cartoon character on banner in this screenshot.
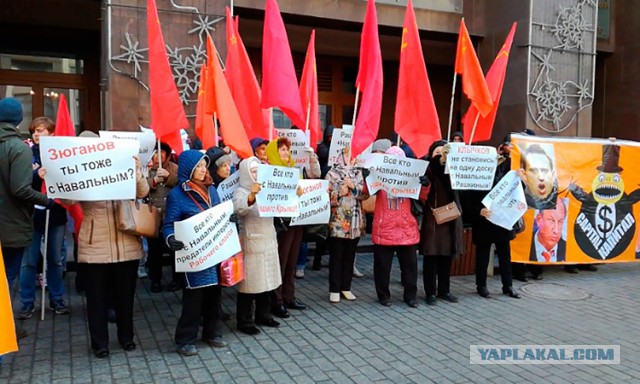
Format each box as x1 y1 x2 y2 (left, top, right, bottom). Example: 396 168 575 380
570 144 640 260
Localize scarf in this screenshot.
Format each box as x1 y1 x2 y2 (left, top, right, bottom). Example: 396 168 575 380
186 173 213 208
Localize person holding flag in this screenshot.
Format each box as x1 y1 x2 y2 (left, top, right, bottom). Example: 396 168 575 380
17 117 70 320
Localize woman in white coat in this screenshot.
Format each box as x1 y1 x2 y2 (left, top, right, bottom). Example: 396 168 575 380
232 157 282 335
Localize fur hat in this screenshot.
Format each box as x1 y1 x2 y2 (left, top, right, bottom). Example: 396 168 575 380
0 97 23 127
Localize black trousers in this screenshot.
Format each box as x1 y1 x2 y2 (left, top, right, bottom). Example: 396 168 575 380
328 237 359 293
423 255 452 296
81 260 138 351
236 291 272 329
147 236 177 284
175 285 221 346
272 227 304 306
373 244 418 302
475 239 513 289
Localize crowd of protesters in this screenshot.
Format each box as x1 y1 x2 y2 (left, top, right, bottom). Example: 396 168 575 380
0 98 596 361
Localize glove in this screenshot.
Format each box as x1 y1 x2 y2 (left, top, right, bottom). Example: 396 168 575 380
229 213 238 224
46 198 56 209
362 168 371 179
419 175 430 187
167 235 185 251
303 146 314 154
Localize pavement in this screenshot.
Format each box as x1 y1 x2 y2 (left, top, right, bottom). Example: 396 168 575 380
2 250 640 383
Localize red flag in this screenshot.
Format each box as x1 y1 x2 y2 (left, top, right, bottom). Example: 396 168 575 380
351 0 384 158
261 0 305 128
205 37 253 159
299 30 321 150
455 19 493 118
195 63 217 149
52 94 84 234
463 22 517 144
225 8 271 140
146 0 188 153
394 0 441 159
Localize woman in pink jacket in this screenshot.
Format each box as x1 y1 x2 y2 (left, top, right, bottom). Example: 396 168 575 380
371 147 430 308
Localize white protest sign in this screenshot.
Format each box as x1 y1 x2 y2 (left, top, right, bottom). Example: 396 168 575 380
444 142 464 174
447 145 497 190
482 170 528 230
256 164 300 217
362 154 428 199
290 180 330 226
174 201 241 273
100 130 157 166
217 172 240 202
327 125 371 166
276 129 309 169
39 136 138 201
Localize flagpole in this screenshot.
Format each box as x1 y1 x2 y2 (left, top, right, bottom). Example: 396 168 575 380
396 135 401 147
41 210 50 321
213 112 219 147
447 74 458 142
305 102 312 148
269 108 274 141
468 113 481 145
347 86 361 164
157 139 163 169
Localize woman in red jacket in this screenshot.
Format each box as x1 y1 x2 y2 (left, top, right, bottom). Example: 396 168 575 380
371 147 430 308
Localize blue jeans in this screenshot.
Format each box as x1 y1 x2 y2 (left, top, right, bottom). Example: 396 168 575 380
2 246 25 289
19 224 66 305
296 242 308 269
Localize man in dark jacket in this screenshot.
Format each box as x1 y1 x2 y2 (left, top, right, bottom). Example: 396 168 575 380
316 125 335 179
0 97 51 339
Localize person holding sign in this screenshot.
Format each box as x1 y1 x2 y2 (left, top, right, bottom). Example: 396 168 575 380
266 138 310 317
419 141 464 306
162 150 227 357
146 142 180 293
326 147 369 303
232 157 283 335
372 147 430 308
466 151 521 299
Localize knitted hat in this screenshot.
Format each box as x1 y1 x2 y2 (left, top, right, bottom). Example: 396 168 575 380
0 97 24 127
385 146 406 158
372 139 392 153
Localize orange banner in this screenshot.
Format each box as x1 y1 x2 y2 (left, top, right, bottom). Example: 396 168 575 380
0 245 18 354
511 134 640 264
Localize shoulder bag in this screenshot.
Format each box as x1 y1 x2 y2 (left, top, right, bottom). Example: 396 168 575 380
428 188 461 225
114 199 160 238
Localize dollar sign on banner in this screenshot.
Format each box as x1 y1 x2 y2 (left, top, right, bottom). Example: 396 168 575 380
596 204 615 238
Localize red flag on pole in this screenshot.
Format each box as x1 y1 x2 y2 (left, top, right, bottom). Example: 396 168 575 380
351 0 384 159
261 0 305 128
299 30 321 150
195 63 217 149
52 94 84 234
394 0 441 159
463 22 517 144
146 0 188 154
455 19 493 118
205 37 253 159
225 8 270 140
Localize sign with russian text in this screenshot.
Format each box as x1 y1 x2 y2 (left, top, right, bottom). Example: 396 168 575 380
256 164 300 217
328 125 371 166
39 136 139 201
174 201 241 273
447 145 497 190
99 130 156 166
290 180 330 226
216 172 240 202
482 171 527 230
510 134 640 264
276 129 309 169
362 154 428 199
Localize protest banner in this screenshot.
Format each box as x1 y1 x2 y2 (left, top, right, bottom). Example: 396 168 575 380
174 200 241 273
256 164 300 217
290 180 330 226
510 134 640 264
276 129 310 169
0 246 18 355
39 136 139 201
447 145 497 190
363 153 428 199
217 172 240 202
482 170 527 230
327 125 371 166
99 130 156 166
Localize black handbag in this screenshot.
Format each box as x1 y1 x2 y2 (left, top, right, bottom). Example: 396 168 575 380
274 217 289 234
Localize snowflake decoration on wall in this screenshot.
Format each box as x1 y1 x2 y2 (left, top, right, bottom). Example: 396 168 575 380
111 32 148 78
551 5 592 50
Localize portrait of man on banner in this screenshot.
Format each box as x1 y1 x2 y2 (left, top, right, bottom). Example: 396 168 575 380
518 143 558 210
530 198 568 263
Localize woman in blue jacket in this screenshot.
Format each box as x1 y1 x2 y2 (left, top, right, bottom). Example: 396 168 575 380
162 150 227 356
